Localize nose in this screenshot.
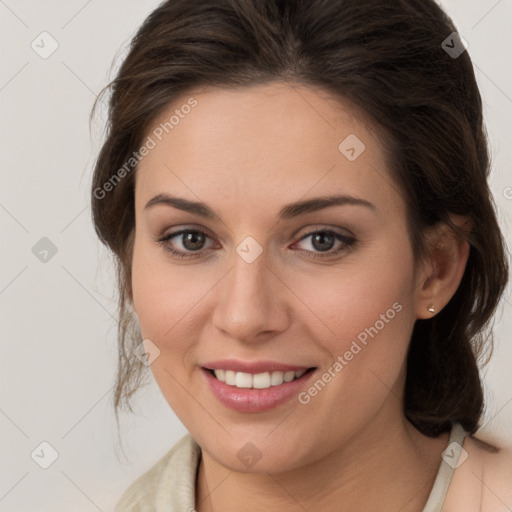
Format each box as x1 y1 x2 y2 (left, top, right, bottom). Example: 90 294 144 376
212 248 290 344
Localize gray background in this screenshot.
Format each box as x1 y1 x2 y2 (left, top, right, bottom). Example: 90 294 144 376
1 1 511 510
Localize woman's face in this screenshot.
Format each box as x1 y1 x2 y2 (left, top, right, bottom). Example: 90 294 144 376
131 81 425 472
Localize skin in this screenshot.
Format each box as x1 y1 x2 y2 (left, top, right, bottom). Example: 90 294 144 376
130 80 470 511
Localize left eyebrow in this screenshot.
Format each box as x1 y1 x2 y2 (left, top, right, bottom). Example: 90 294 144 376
144 193 376 222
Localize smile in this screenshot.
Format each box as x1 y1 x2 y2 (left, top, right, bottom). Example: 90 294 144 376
210 369 308 389
202 363 317 413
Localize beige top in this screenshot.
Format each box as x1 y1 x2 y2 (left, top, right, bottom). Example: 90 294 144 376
115 423 512 511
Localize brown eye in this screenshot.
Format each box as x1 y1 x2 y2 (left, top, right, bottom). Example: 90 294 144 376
180 231 207 251
294 230 356 259
310 232 336 252
157 229 214 258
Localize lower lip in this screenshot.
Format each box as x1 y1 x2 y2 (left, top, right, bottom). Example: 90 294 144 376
202 368 315 413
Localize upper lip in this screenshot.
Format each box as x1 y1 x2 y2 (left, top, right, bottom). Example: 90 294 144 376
203 360 314 374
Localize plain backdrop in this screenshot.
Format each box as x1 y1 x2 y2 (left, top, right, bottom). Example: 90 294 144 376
1 1 511 510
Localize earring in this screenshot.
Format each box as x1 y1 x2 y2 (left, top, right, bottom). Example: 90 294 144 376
427 305 436 313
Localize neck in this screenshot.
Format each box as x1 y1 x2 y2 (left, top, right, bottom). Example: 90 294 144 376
195 404 449 512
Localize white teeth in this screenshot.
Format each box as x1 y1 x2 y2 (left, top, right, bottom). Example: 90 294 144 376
235 372 252 388
212 369 308 389
225 370 236 385
252 372 270 389
270 371 284 386
283 371 295 382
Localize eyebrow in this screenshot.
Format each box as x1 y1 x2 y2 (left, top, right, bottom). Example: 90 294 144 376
144 193 376 220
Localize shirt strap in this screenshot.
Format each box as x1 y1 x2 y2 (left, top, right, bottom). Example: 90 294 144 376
422 422 468 512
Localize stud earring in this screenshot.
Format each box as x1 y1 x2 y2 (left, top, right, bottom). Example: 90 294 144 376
427 305 436 313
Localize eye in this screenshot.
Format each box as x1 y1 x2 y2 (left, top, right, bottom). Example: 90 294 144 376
157 229 215 258
157 227 356 260
292 229 356 259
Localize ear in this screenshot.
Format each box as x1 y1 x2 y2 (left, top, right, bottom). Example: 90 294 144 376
415 214 472 319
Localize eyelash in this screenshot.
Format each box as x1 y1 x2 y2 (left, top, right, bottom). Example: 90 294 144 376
157 228 356 260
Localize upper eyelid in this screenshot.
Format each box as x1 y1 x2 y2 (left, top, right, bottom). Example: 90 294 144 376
161 222 354 237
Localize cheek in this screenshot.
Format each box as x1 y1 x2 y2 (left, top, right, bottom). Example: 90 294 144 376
131 236 190 349
285 234 417 414
131 234 221 362
131 237 204 411
286 235 416 351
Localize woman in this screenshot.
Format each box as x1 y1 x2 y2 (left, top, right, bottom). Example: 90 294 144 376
91 0 511 510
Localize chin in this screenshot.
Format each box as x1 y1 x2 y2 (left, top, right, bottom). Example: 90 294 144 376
194 427 317 474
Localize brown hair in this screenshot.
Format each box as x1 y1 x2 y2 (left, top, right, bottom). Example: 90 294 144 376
91 0 509 439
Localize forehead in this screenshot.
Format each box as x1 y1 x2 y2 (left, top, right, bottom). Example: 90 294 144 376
135 81 402 218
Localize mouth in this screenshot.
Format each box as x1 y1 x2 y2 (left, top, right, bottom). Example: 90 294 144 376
201 364 317 413
206 368 315 389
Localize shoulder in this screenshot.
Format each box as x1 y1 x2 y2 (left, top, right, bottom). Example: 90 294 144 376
114 434 200 512
472 432 512 511
446 430 512 512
